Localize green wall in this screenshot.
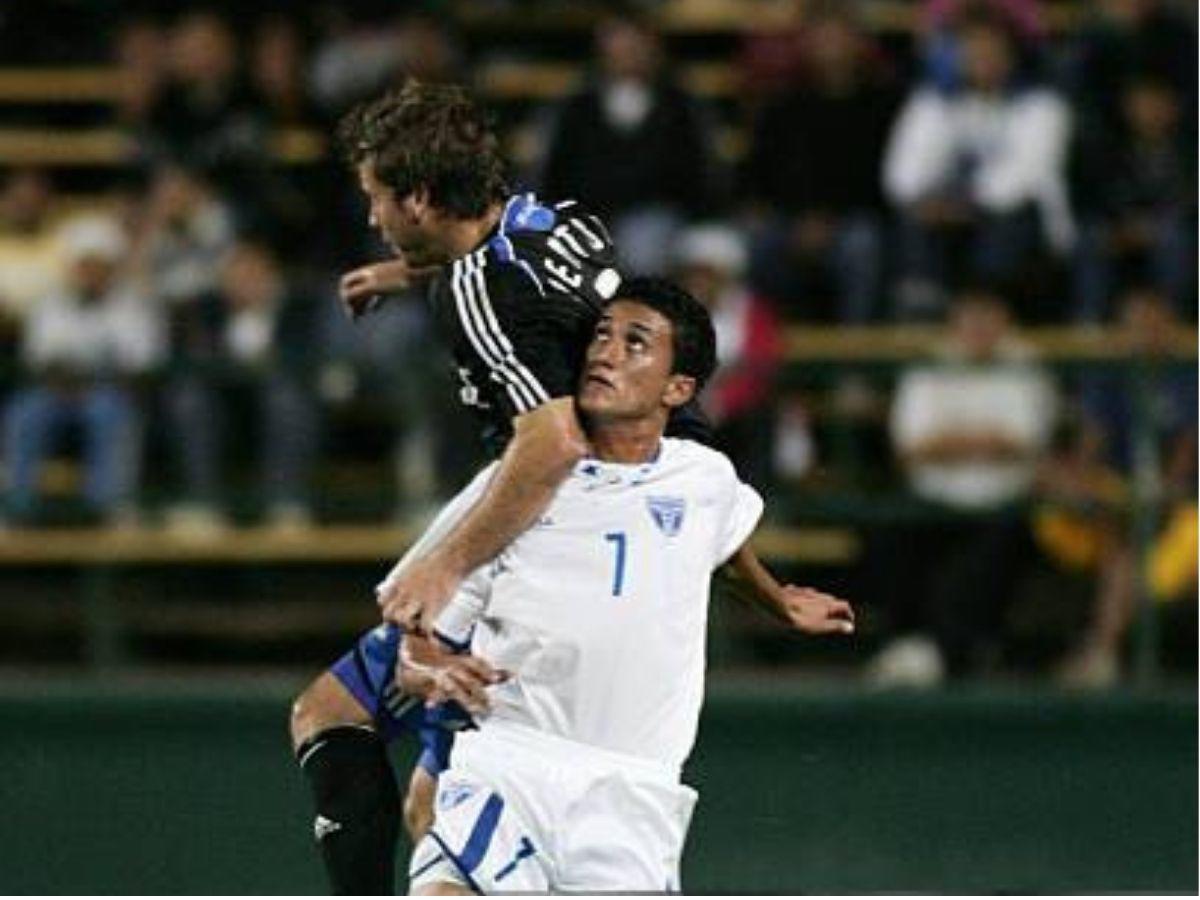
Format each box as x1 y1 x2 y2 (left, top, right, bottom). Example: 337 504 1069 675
0 680 1193 894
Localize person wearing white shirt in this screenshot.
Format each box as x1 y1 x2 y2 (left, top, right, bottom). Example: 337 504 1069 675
3 215 163 524
870 287 1056 685
393 280 853 893
882 11 1072 318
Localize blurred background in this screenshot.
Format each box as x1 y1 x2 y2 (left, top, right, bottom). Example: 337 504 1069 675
0 0 1194 893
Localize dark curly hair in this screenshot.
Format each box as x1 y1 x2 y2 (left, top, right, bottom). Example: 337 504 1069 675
337 80 508 218
610 276 717 389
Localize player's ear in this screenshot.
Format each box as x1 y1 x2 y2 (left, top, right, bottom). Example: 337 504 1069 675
406 186 431 224
662 373 696 409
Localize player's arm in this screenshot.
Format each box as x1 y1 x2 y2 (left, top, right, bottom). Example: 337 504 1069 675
379 398 587 632
397 632 509 716
338 256 442 319
721 542 855 636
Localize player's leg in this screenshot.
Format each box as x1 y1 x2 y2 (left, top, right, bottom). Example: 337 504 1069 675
558 769 696 893
291 626 411 895
410 876 474 896
404 765 437 845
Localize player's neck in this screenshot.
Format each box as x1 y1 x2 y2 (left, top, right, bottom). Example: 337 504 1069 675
444 202 504 260
590 417 666 465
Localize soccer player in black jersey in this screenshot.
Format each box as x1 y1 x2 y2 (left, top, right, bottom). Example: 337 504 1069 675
289 81 838 894
290 80 664 895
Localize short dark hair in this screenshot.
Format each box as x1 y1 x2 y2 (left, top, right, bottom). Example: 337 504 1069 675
611 276 717 389
337 80 507 218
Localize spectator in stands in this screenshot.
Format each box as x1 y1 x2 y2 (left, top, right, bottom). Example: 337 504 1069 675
131 164 235 316
868 286 1056 683
674 224 782 489
737 0 893 104
538 9 718 273
1066 0 1197 135
138 11 266 198
251 16 321 129
882 10 1073 320
112 17 168 129
0 168 65 354
1058 287 1196 684
1029 425 1139 688
917 0 1046 91
1072 76 1196 322
317 278 449 519
2 215 162 526
246 15 331 265
128 164 234 526
742 3 896 322
1079 285 1195 478
164 237 322 529
310 9 462 115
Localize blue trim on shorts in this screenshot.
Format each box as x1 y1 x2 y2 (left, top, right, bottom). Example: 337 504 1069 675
458 792 504 875
409 848 447 884
329 624 473 760
428 830 484 895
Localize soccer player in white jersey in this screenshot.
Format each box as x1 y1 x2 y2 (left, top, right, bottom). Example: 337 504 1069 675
399 277 853 894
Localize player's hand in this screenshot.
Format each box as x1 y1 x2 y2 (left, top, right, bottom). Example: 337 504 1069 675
779 585 855 635
338 259 415 319
398 637 509 715
377 551 465 635
427 655 510 715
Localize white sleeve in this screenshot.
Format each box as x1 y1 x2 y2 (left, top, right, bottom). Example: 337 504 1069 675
890 368 943 453
883 90 955 206
375 461 499 594
713 478 764 567
433 565 492 651
973 92 1070 212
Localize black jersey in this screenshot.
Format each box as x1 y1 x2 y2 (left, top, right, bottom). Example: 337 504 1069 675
427 192 712 454
428 193 622 453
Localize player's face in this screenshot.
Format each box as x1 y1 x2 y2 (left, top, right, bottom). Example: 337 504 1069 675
357 161 443 269
579 300 694 420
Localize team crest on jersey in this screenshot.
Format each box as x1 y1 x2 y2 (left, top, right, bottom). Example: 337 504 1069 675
647 496 686 537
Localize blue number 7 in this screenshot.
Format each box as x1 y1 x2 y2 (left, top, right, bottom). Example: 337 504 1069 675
604 531 627 597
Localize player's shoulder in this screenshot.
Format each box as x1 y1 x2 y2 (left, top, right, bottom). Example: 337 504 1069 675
659 437 739 484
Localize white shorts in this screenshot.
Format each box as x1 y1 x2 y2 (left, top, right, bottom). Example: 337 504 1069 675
408 721 697 894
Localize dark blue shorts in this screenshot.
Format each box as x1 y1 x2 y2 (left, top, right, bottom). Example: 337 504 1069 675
330 623 469 776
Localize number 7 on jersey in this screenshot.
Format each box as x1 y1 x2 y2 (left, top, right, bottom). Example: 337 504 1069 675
604 531 627 597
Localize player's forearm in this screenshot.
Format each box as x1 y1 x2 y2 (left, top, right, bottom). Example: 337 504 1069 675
433 397 588 577
724 543 789 624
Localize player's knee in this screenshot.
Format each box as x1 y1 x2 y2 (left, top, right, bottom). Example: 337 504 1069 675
290 672 369 751
289 686 321 751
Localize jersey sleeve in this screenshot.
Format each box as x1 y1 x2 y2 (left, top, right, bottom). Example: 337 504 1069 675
712 474 764 567
447 252 580 419
432 564 493 651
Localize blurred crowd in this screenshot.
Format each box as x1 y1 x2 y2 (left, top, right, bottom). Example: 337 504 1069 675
0 0 1193 682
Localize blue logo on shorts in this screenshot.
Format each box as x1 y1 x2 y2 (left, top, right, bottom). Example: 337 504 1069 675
647 496 686 537
438 780 477 810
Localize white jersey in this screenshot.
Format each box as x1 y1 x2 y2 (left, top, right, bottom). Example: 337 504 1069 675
437 437 762 775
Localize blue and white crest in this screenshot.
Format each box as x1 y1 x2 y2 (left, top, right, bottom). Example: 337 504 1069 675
646 496 686 537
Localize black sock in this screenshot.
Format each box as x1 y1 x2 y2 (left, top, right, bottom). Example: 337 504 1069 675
297 725 401 895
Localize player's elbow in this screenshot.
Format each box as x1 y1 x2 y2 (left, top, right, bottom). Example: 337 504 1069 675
513 399 588 477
